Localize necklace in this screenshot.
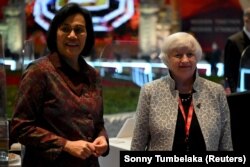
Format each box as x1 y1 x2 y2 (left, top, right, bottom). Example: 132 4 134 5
180 93 192 102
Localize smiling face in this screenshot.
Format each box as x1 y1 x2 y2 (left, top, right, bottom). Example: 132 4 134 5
167 43 198 81
56 13 87 62
159 32 202 86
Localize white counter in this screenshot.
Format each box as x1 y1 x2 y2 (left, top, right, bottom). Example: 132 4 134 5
99 137 132 167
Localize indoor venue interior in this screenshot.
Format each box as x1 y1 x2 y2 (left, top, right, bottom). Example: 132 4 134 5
0 0 249 167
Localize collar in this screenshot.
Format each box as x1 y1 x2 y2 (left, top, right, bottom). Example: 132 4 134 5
48 52 89 74
243 26 250 39
167 68 199 92
48 52 62 69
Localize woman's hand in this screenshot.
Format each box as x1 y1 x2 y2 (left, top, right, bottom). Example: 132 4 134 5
63 140 96 160
92 136 108 157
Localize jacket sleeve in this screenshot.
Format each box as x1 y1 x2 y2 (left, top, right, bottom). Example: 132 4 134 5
224 39 241 92
218 87 233 151
10 63 67 160
131 85 150 151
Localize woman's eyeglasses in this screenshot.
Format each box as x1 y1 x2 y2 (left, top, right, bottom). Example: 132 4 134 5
59 24 86 35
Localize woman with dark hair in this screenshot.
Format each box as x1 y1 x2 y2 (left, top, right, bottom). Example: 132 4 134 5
10 3 109 167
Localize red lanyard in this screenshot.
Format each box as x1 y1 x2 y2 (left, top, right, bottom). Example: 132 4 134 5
178 98 194 140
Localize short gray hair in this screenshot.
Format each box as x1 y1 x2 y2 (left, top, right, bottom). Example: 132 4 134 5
159 32 202 66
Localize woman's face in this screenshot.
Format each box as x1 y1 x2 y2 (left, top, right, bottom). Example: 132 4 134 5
57 13 87 61
167 45 198 81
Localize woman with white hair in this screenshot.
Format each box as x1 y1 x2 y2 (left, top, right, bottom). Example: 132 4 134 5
131 32 233 151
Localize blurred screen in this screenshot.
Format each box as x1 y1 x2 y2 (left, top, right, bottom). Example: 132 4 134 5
33 0 136 32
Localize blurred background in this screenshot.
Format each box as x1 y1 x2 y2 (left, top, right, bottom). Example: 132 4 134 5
0 0 249 118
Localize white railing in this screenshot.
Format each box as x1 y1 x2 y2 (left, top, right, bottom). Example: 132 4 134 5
3 59 225 86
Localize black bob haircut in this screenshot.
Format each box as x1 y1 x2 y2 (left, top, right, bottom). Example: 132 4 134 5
46 3 94 57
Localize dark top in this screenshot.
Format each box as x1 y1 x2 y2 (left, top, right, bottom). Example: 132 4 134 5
10 53 109 167
227 91 250 151
224 30 250 92
172 93 206 152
